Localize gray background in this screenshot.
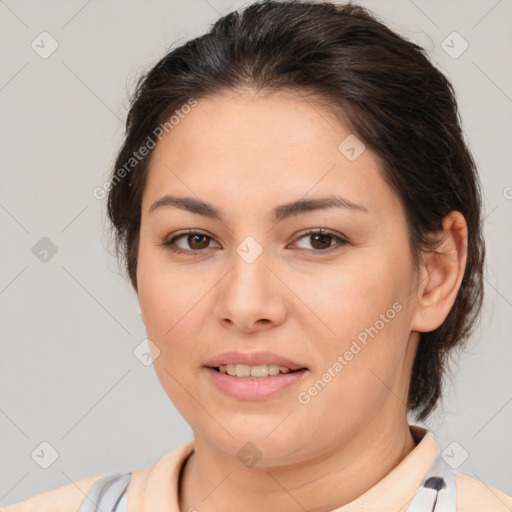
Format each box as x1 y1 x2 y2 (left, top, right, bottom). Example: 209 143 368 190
1 0 510 506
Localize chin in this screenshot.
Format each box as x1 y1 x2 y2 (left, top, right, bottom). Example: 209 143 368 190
206 421 311 461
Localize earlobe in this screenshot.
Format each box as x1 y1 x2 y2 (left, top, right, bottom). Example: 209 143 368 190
411 211 468 333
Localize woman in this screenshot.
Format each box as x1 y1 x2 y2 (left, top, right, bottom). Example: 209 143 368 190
3 1 510 511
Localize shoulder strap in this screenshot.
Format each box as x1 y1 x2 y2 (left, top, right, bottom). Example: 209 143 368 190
77 473 131 512
405 454 457 511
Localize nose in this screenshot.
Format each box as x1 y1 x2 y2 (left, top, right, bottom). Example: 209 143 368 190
214 247 288 333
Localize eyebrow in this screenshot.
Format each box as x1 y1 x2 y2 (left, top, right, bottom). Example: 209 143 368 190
148 194 368 222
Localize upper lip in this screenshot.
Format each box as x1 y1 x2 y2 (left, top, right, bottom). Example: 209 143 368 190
205 351 308 371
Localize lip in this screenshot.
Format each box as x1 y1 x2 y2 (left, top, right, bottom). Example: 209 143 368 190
205 367 309 400
204 351 308 371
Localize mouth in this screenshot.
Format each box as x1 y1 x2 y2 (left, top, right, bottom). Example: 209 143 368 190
205 365 309 400
205 350 308 374
203 351 309 399
208 364 307 379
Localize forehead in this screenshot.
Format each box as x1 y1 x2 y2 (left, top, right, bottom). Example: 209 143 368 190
154 89 350 160
141 89 399 220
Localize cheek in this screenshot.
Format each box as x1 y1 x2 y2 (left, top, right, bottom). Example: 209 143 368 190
136 254 210 415
302 248 414 401
137 243 207 340
136 246 223 394
310 252 412 348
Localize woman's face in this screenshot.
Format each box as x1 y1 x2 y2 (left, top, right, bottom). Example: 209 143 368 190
137 90 421 464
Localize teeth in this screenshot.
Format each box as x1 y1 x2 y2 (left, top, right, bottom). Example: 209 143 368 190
218 364 294 378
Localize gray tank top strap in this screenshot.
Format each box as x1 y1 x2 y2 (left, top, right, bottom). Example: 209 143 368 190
77 473 131 512
405 454 457 512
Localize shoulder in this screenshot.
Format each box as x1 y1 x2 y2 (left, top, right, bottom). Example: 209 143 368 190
0 475 104 512
456 471 512 511
0 442 194 512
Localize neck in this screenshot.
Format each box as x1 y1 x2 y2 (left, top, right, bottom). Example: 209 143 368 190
178 417 417 512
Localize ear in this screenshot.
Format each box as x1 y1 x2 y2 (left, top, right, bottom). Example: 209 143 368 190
411 211 468 333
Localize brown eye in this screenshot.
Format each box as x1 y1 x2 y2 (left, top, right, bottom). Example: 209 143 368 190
162 230 218 253
186 234 210 250
293 229 348 253
309 233 335 250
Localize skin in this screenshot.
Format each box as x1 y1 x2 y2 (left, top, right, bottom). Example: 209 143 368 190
136 89 468 512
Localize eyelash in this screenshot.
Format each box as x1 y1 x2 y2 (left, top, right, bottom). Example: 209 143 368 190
161 228 348 254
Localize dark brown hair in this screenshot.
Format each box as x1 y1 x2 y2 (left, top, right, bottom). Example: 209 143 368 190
106 0 484 421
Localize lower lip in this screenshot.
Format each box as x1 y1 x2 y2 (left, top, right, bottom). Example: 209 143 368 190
205 367 309 400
